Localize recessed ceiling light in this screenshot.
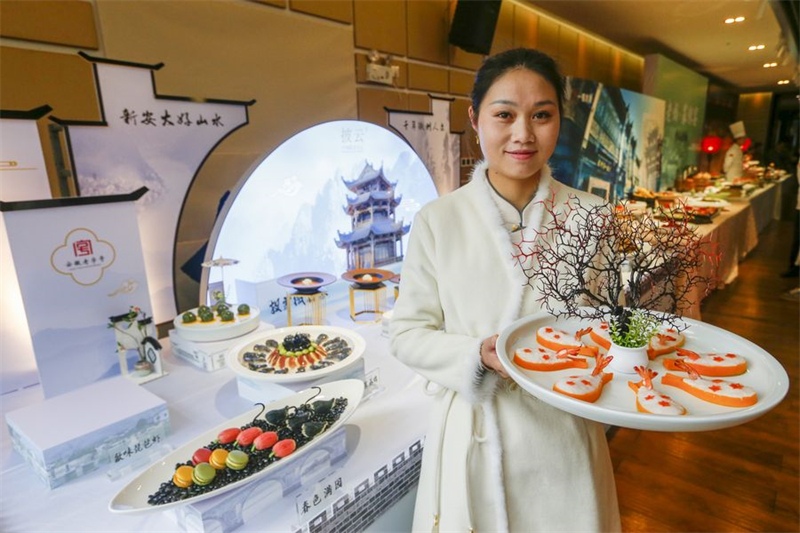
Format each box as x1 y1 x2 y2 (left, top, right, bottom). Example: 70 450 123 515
777 80 790 85
763 62 778 68
725 16 745 24
748 44 766 51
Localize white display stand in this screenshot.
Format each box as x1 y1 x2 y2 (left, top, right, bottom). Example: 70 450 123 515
0 187 155 398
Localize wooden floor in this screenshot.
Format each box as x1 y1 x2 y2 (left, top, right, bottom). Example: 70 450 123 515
608 218 800 533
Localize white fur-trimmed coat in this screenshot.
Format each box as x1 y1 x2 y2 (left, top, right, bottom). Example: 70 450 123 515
390 162 621 532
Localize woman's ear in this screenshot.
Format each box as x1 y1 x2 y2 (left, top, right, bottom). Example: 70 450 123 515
468 106 478 131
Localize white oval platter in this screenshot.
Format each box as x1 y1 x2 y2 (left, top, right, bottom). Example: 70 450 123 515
109 379 364 514
226 325 366 384
496 312 789 432
173 306 262 343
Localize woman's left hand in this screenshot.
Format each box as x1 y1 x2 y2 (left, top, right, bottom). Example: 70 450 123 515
480 334 509 379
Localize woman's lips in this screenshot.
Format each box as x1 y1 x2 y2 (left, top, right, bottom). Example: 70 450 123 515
506 150 536 160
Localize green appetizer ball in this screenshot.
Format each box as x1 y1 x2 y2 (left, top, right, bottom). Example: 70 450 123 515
237 303 251 316
219 310 235 322
181 311 197 323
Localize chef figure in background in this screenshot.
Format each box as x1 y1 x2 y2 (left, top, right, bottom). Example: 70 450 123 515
724 121 747 179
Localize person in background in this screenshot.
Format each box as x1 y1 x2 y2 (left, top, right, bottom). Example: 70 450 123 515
390 48 620 532
724 121 747 180
782 159 800 279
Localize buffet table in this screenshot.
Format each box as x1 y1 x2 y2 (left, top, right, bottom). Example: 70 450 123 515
0 310 433 533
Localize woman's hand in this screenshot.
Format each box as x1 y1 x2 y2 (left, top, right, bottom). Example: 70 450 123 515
480 334 509 379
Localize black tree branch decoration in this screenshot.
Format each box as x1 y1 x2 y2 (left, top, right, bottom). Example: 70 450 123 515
513 194 720 334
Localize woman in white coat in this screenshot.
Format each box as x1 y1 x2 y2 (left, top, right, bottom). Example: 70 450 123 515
390 48 621 532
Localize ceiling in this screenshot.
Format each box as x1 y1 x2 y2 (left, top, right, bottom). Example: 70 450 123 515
527 0 799 94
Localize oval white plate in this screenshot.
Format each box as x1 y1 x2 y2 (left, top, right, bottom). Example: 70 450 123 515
226 325 366 384
497 312 789 432
109 379 364 513
173 306 262 343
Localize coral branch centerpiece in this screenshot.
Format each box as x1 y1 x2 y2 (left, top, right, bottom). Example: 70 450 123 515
513 194 719 372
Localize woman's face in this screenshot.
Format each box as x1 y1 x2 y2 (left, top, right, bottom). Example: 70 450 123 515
470 68 560 186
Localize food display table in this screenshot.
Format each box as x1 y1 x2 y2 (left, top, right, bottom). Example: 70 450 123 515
0 315 433 532
747 181 782 234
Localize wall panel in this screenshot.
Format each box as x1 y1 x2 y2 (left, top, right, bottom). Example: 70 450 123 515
358 87 408 126
0 0 98 49
407 0 449 64
512 5 537 49
407 63 449 93
289 0 352 23
354 0 407 56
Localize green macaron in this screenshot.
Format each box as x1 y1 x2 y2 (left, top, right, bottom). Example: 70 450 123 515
225 449 249 470
192 462 217 486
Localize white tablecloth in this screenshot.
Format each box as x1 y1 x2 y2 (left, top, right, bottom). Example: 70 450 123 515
0 311 433 533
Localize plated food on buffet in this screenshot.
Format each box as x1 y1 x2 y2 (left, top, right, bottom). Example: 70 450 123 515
496 312 789 431
173 303 261 342
226 325 366 383
109 380 364 513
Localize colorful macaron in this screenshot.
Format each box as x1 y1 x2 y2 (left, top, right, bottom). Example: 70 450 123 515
209 448 229 470
191 462 217 486
226 450 249 470
173 465 194 488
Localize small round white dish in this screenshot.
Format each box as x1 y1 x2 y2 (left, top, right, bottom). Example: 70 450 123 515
226 325 366 384
173 306 261 343
109 379 364 514
497 312 789 432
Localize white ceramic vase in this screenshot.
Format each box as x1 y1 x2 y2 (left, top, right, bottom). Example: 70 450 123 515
606 342 649 374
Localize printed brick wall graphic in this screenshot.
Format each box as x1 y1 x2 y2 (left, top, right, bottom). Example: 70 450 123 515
303 438 424 533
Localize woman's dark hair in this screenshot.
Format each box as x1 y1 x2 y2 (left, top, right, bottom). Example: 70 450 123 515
470 48 564 117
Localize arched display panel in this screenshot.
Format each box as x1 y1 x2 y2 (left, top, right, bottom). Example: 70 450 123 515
203 120 438 323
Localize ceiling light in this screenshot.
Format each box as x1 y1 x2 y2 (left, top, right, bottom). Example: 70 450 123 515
748 44 766 51
724 16 745 23
763 62 778 68
778 80 790 85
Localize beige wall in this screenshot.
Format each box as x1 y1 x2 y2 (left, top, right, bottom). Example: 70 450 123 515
1 0 645 317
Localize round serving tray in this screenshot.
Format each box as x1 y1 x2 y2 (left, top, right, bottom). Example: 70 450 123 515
341 268 395 288
109 379 364 514
276 272 337 294
173 306 261 343
226 325 365 384
496 312 789 432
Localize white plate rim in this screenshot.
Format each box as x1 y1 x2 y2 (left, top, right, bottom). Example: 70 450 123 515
108 378 365 514
497 312 790 432
225 325 366 384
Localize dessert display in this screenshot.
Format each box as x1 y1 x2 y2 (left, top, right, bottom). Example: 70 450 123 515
513 346 589 372
552 354 613 403
147 393 347 506
647 329 686 359
109 380 364 513
496 312 789 431
663 348 748 377
661 359 757 407
227 325 366 384
173 302 261 343
628 366 687 416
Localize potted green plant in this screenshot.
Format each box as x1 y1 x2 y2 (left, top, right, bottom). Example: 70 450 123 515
605 308 660 373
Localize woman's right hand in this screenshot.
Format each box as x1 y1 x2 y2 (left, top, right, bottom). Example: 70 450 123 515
480 334 509 379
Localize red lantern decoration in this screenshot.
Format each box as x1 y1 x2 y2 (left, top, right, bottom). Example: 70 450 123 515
741 137 752 152
700 136 723 154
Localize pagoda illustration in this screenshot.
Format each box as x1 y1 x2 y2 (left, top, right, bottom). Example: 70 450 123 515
336 161 410 270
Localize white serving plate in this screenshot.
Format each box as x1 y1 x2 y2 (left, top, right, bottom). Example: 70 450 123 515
173 306 261 343
226 325 366 384
109 379 364 514
497 312 789 432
